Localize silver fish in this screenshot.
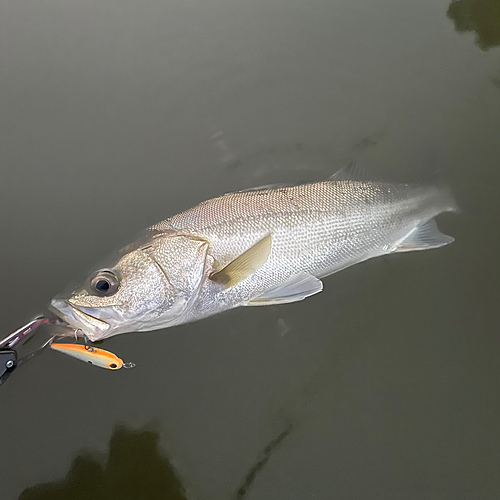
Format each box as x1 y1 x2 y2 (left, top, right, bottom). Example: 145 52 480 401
50 164 457 341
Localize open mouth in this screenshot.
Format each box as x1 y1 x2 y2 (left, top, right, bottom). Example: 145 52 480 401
50 299 110 340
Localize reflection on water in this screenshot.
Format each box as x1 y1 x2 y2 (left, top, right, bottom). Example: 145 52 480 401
233 423 293 500
2 0 500 497
19 423 294 500
220 142 336 180
448 0 500 49
19 425 187 500
353 128 387 151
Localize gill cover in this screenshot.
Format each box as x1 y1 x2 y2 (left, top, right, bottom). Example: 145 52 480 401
140 230 210 314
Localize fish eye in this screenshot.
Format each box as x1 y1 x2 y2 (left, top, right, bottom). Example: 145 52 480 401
109 363 117 369
90 270 119 296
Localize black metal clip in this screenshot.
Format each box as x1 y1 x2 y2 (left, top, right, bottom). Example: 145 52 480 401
0 316 54 387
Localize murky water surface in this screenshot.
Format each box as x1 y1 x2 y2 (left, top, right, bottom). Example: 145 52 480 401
1 0 500 498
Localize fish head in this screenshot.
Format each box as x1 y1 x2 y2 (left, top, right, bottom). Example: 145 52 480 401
50 231 210 341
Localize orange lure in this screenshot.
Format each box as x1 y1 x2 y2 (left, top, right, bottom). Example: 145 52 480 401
50 343 124 370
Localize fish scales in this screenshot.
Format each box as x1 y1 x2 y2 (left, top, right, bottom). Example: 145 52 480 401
156 181 443 273
51 174 456 340
150 180 452 320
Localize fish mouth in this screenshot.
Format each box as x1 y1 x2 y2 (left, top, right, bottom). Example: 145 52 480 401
50 299 111 341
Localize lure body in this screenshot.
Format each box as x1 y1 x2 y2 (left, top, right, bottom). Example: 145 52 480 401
50 343 123 370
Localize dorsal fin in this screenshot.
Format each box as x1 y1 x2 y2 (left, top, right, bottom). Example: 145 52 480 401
238 182 306 193
329 161 368 181
210 234 272 288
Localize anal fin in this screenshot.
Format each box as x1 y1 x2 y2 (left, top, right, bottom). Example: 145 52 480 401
393 219 454 253
246 272 323 306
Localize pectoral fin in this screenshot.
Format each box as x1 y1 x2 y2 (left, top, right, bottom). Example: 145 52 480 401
393 219 454 252
210 234 272 288
246 272 323 306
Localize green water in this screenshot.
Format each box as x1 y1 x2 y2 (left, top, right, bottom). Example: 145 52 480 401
1 0 499 498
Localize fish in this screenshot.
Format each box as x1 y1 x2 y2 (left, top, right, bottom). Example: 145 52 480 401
50 343 124 370
50 163 457 341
